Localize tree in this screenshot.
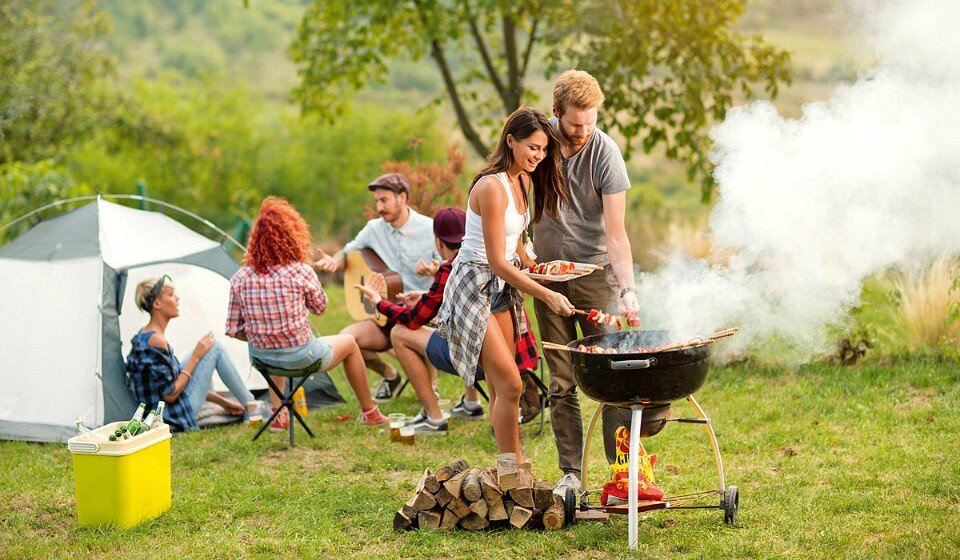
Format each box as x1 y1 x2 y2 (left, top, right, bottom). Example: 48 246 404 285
0 0 115 165
290 0 791 200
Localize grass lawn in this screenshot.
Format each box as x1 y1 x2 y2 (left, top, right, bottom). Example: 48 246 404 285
2 288 959 559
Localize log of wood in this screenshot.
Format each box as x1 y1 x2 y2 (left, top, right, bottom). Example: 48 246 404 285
440 508 460 530
462 467 484 502
509 505 534 529
458 512 490 531
447 497 471 519
469 497 488 519
411 489 437 512
393 510 414 531
542 495 565 530
418 509 441 530
435 458 469 482
533 481 554 512
423 474 441 494
487 497 508 521
503 498 515 519
443 470 467 499
415 468 441 495
496 452 519 491
480 468 503 504
434 485 454 507
507 463 535 508
401 495 418 519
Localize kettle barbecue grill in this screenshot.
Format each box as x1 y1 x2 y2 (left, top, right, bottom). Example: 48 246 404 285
548 329 739 549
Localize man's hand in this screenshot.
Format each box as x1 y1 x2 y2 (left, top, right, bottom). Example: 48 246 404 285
314 249 343 272
619 290 640 325
415 258 440 276
398 291 423 306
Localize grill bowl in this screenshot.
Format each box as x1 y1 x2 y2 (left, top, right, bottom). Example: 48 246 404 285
568 330 711 407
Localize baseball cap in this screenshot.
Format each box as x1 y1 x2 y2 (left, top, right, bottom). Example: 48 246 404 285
433 207 466 245
367 173 410 195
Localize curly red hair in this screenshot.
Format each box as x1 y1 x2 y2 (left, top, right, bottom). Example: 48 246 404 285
245 197 313 273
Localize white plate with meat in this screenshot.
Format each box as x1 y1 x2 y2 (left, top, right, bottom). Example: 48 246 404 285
522 260 598 282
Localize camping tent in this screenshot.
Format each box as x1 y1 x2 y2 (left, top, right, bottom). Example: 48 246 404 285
0 197 267 442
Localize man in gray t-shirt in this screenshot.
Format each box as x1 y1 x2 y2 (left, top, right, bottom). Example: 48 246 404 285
533 70 641 499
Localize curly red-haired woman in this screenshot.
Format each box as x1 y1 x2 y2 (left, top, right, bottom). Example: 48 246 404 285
226 197 388 428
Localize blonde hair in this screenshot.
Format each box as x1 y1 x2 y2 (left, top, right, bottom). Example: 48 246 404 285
553 69 605 115
135 277 174 312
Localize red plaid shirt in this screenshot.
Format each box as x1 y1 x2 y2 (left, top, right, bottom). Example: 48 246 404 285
377 260 539 372
226 262 327 349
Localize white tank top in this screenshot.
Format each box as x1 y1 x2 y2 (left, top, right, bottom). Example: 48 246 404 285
458 172 529 265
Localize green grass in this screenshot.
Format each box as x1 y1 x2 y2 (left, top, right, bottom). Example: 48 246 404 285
2 288 960 558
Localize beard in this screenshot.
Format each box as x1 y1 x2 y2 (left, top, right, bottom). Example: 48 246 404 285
560 123 589 148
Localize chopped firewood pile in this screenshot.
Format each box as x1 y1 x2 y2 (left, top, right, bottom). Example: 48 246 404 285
393 454 567 532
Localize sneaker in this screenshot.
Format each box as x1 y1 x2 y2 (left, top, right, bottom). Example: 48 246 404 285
553 472 582 498
359 405 389 426
449 396 485 419
406 409 427 426
407 414 448 436
373 373 404 403
268 407 289 432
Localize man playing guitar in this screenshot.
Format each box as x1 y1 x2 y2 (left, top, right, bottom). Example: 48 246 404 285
314 173 439 401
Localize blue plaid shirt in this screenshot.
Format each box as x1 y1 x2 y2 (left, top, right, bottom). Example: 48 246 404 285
125 330 197 432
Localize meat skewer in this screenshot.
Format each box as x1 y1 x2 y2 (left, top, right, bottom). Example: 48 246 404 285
575 308 641 330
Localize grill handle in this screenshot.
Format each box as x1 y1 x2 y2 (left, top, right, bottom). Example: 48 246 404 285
609 358 657 370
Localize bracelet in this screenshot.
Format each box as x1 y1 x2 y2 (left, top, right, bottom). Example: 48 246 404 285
619 287 638 298
181 370 193 380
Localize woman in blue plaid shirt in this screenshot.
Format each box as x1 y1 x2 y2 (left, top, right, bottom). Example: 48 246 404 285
125 276 258 432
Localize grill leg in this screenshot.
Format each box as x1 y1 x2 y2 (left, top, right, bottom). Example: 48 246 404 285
686 395 725 495
579 405 604 507
628 405 643 550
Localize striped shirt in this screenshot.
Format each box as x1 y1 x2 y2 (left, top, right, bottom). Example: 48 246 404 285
226 262 327 349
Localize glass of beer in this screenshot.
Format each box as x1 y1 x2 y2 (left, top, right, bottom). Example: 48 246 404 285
389 414 405 442
399 426 415 446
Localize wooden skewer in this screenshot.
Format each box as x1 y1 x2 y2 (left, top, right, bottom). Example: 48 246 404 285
541 341 571 352
708 327 739 340
572 309 588 316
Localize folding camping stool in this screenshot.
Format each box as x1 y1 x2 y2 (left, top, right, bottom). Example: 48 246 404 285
250 357 322 447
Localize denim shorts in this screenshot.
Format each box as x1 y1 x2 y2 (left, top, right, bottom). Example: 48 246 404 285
249 337 333 372
425 331 484 382
490 283 512 313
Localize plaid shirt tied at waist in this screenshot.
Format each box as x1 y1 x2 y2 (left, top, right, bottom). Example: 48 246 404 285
378 260 538 373
437 259 534 387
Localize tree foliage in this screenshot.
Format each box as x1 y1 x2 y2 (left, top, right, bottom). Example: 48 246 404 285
291 0 791 200
0 0 115 165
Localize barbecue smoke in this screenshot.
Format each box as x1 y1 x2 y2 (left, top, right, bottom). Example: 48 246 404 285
636 0 960 361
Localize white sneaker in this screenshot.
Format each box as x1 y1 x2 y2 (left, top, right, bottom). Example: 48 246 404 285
553 472 582 498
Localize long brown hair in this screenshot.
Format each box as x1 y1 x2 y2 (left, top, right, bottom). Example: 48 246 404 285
471 108 566 222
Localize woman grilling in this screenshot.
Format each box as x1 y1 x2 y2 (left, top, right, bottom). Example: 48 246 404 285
437 108 575 462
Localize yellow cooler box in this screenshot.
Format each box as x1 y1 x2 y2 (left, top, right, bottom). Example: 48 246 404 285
67 420 172 528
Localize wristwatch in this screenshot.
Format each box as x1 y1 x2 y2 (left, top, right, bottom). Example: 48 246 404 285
619 287 638 298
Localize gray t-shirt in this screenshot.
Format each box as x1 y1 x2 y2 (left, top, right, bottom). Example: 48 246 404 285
533 122 631 265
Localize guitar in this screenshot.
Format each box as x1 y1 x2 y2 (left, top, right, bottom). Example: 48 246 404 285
343 248 403 326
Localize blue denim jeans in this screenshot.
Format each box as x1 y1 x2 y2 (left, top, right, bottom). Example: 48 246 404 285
181 341 256 414
248 337 333 372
